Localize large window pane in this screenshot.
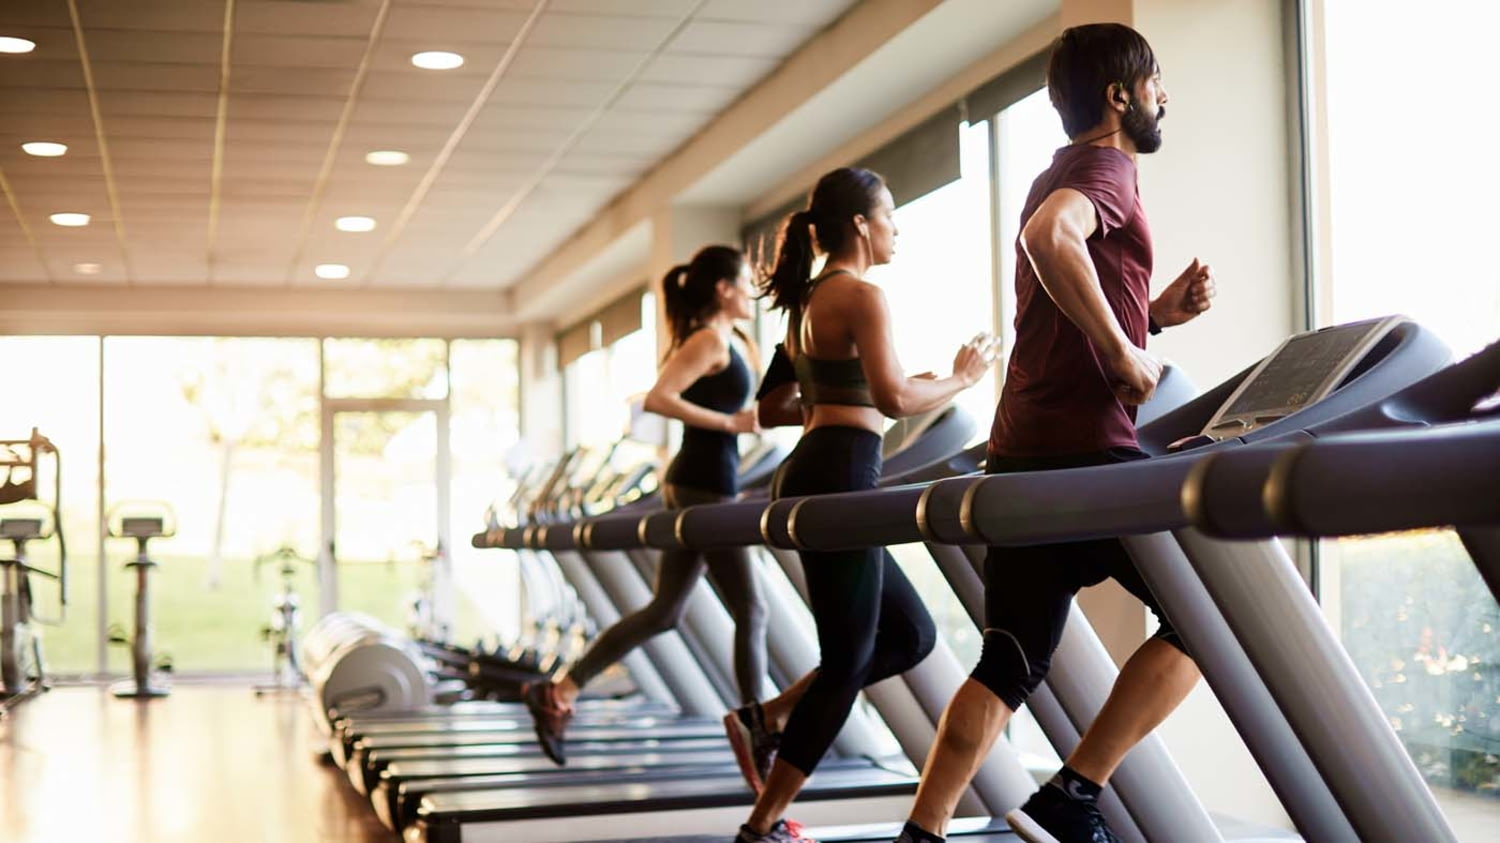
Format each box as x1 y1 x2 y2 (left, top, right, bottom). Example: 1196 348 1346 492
323 338 448 399
332 410 437 632
1317 1 1500 829
866 119 997 435
103 337 320 674
0 337 101 675
449 339 523 646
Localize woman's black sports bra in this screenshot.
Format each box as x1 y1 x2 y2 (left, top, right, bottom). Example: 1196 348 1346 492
790 270 876 408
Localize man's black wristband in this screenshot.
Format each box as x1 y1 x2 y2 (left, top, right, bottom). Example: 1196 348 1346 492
1148 316 1163 336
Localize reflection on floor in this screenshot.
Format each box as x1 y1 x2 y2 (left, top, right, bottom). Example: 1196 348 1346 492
0 682 390 843
3 683 1496 842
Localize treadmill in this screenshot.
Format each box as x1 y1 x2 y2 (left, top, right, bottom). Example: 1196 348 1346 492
403 412 983 841
611 317 1452 843
1184 336 1500 603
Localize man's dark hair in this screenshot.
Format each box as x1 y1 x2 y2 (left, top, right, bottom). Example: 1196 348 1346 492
1047 23 1158 138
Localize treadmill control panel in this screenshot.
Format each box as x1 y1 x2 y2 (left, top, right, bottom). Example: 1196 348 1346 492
1197 315 1405 441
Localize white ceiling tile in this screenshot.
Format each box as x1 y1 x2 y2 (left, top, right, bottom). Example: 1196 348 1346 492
72 1 227 33
547 0 697 16
698 0 856 26
133 251 211 284
233 66 358 97
488 77 616 108
668 20 808 57
91 63 222 94
638 53 777 87
529 12 681 50
614 81 738 113
234 35 372 69
357 70 498 103
380 5 532 44
235 1 386 38
0 60 88 89
0 89 92 116
84 30 222 64
0 251 49 282
511 46 649 81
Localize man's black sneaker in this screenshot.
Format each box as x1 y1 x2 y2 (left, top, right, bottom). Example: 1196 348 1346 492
1005 785 1121 843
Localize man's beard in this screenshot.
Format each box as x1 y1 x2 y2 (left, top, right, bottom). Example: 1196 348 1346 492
1124 104 1165 153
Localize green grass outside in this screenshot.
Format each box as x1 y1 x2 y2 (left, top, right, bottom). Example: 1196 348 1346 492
30 552 503 676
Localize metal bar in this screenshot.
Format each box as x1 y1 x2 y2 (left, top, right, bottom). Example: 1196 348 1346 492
1174 528 1455 842
1122 532 1357 841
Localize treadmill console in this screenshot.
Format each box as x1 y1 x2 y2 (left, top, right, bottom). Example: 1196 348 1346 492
1 518 44 540
1194 315 1405 442
120 516 166 538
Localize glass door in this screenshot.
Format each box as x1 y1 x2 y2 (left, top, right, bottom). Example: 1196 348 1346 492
321 401 451 639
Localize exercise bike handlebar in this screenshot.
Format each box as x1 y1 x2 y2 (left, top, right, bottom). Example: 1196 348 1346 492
0 428 66 610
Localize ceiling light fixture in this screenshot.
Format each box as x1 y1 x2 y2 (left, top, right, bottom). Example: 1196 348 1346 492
365 150 410 166
315 264 351 280
411 51 463 70
335 216 377 233
50 212 90 227
0 37 36 54
22 141 67 157
74 262 102 275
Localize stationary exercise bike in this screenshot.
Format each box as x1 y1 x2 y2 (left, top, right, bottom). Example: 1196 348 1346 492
0 429 66 718
253 545 314 696
107 504 175 699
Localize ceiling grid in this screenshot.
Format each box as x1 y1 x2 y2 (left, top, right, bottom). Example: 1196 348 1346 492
0 0 859 291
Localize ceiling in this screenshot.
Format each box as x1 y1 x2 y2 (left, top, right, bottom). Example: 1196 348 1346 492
0 0 857 290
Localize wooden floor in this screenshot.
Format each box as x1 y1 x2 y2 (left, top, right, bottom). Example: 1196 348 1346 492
0 682 392 843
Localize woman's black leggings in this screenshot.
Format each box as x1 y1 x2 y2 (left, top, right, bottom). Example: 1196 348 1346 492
566 483 769 703
775 426 937 775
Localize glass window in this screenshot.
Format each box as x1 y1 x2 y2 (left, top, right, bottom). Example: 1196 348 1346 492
0 337 101 675
102 337 321 673
866 119 998 435
1315 1 1500 828
449 339 523 646
323 338 448 399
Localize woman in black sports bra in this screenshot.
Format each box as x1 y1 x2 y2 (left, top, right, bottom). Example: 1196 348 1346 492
523 245 767 767
730 167 998 843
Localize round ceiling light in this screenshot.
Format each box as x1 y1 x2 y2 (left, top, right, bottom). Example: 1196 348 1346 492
74 262 102 275
335 216 377 233
314 263 351 280
50 212 91 227
365 149 410 166
22 142 67 157
0 37 36 54
411 51 464 70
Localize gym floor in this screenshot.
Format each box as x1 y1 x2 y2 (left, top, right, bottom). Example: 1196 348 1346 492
0 682 389 843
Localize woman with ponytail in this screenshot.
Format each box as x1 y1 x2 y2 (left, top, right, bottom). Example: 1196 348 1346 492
523 244 768 767
727 168 998 843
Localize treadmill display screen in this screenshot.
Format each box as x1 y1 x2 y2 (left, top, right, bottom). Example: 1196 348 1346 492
1220 324 1374 419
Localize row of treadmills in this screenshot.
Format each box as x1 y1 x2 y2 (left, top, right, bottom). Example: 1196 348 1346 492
317 314 1499 843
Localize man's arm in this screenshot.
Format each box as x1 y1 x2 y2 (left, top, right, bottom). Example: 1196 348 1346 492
1020 187 1161 404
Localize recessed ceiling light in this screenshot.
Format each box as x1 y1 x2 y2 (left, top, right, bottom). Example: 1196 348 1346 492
50 212 90 227
411 51 463 70
0 37 36 54
22 141 67 157
315 263 351 280
74 262 102 275
365 150 410 166
335 216 377 233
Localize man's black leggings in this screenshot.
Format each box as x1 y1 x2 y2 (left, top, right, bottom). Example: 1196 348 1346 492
775 426 937 774
970 447 1188 711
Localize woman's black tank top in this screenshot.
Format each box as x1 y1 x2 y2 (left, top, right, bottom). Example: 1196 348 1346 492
664 336 752 495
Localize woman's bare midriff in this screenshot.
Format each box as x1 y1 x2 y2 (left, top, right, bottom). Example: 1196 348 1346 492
807 403 885 435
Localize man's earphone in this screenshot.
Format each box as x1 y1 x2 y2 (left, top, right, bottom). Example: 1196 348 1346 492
1112 81 1132 111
